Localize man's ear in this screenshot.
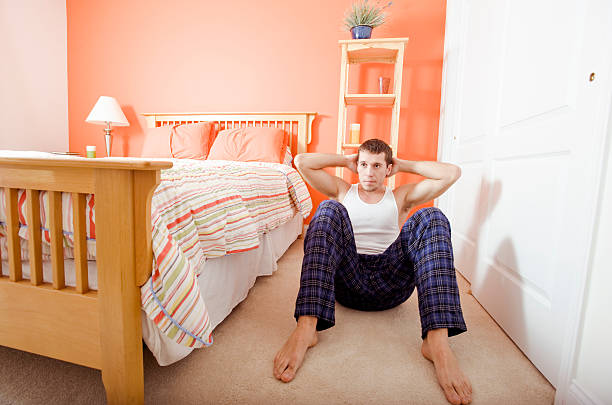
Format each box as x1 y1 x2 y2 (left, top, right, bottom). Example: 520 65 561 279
386 163 393 177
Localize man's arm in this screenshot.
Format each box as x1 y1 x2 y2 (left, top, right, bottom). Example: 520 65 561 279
294 153 354 200
391 158 461 212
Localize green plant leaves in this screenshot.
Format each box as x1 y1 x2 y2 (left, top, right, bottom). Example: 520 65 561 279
343 0 391 30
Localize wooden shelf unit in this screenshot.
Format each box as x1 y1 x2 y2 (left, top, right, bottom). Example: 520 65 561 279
336 38 409 189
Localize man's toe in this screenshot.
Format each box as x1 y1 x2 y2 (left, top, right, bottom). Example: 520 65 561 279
280 365 296 383
442 384 461 405
458 380 472 402
453 382 467 399
273 358 288 380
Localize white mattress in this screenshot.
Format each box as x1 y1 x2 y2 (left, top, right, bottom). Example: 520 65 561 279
1 214 302 366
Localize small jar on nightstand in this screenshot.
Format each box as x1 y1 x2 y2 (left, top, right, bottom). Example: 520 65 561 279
86 145 96 158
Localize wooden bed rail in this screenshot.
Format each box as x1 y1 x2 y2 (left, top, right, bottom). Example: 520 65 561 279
0 156 171 404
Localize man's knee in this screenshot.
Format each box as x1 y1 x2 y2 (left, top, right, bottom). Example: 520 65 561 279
403 207 450 231
313 200 347 220
416 207 448 222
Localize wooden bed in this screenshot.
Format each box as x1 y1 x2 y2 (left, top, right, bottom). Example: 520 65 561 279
0 112 315 404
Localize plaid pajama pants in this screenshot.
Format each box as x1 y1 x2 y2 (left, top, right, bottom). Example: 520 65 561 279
294 200 467 339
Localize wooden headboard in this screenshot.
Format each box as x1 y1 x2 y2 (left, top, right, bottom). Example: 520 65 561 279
141 112 316 155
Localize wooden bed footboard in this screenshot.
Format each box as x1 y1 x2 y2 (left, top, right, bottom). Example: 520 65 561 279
0 157 172 404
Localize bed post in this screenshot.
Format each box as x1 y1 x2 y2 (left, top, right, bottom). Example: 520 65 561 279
95 167 159 405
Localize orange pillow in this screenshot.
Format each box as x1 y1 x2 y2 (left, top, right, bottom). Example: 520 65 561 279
170 122 214 160
207 127 287 163
140 122 215 159
140 125 172 158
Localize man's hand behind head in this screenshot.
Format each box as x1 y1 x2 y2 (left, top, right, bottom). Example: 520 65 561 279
345 153 358 174
388 157 400 177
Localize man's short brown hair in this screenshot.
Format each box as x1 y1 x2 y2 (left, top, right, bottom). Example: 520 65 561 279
358 138 393 166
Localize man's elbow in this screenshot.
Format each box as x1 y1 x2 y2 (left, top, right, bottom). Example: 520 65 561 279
294 154 305 171
448 165 461 183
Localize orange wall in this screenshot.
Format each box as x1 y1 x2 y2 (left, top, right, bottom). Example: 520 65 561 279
67 0 446 218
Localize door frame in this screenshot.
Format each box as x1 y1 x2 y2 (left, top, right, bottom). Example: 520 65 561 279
436 0 612 402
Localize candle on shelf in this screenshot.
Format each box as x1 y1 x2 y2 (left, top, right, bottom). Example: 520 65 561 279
350 123 360 144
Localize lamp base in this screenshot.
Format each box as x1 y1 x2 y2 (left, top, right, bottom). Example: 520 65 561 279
104 129 112 157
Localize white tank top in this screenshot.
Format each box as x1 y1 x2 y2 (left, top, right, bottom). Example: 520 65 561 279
341 184 400 255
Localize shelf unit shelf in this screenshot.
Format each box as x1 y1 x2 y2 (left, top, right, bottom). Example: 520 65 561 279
336 38 409 189
347 47 398 64
344 94 396 106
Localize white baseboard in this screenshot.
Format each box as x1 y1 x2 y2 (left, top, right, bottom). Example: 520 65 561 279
566 380 606 405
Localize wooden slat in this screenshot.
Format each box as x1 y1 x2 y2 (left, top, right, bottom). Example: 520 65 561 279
297 120 306 155
5 188 22 281
26 189 43 285
72 193 88 293
0 279 100 369
48 191 65 289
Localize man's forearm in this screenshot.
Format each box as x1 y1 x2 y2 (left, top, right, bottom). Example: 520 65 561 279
294 153 350 170
394 158 461 181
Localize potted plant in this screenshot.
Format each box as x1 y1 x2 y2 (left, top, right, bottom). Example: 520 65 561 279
343 0 392 39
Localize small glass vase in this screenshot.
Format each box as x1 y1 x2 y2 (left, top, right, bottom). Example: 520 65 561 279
350 25 373 39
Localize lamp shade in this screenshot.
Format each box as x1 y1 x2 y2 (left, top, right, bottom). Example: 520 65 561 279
85 96 129 126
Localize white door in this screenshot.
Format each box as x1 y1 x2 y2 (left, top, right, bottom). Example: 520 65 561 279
437 0 612 387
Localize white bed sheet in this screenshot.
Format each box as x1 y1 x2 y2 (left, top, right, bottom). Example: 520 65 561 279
1 214 303 366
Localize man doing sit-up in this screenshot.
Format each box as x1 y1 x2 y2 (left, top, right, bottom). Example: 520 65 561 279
273 139 472 405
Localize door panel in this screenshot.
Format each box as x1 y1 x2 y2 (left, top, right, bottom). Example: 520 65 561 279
500 0 578 126
486 155 569 299
439 0 611 387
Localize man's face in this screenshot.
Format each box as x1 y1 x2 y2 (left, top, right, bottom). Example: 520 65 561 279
357 150 392 191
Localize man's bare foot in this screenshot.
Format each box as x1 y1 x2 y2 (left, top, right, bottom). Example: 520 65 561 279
273 316 318 383
421 329 472 405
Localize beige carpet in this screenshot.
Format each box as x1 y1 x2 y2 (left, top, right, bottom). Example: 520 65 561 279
0 238 554 404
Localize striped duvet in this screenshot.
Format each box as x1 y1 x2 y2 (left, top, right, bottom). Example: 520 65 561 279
142 159 311 347
0 159 312 348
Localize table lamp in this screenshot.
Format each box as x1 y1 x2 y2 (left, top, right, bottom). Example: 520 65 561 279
85 96 129 157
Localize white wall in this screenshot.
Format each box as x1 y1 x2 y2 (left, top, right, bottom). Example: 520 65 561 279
0 0 68 151
571 101 612 404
